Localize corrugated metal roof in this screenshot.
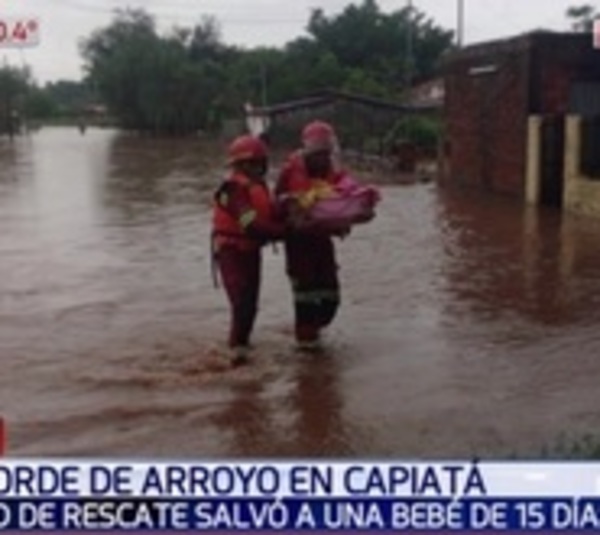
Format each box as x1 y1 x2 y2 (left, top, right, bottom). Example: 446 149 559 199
250 89 436 118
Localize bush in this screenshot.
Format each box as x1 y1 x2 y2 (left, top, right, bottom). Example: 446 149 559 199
385 115 442 155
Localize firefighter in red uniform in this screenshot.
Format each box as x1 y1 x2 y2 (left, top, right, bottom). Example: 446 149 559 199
212 135 285 365
276 121 349 350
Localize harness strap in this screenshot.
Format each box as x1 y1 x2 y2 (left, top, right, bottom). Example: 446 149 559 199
210 232 220 289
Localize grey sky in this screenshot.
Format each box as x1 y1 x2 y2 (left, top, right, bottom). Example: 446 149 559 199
0 0 588 83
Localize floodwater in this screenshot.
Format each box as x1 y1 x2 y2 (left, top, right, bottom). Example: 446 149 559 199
2 127 600 458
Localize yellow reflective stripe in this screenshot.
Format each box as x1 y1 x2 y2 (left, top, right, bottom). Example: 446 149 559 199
239 210 257 228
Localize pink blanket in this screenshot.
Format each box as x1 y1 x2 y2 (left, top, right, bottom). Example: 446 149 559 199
309 175 380 226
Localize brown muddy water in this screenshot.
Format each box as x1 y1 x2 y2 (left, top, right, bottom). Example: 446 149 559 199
2 127 600 458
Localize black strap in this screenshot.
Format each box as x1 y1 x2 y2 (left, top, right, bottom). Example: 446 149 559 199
210 232 220 289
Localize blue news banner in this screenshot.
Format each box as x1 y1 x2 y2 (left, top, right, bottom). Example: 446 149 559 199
3 498 600 531
2 461 600 531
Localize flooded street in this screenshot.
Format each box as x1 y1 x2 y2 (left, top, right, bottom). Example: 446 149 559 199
2 127 600 458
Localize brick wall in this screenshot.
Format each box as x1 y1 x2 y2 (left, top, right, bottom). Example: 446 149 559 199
534 34 599 115
444 38 530 197
540 63 574 115
443 33 600 199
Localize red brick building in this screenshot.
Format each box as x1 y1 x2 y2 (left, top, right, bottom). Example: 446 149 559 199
443 31 600 200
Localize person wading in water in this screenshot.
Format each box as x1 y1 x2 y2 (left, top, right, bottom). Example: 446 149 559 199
212 135 286 365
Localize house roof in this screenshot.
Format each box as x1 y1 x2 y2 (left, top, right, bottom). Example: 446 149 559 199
442 30 594 66
250 88 438 118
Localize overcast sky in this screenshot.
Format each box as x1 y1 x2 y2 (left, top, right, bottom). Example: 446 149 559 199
0 0 586 83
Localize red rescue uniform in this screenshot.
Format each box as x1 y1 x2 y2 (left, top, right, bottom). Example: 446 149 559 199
212 172 283 348
276 152 342 343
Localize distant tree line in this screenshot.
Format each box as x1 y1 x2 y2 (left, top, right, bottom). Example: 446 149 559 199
2 0 453 136
3 1 599 139
0 65 96 135
77 0 453 135
0 66 27 136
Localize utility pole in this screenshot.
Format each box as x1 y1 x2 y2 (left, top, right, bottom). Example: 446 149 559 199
1 55 12 139
260 63 268 108
405 0 413 92
457 0 465 48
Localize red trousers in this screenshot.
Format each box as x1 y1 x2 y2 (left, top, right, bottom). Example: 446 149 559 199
217 246 261 348
285 235 340 343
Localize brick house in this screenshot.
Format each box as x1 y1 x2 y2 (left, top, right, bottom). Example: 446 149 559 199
442 31 600 203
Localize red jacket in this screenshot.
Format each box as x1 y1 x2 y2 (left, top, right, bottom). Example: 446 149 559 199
276 151 342 200
212 172 283 252
275 152 340 283
276 152 349 236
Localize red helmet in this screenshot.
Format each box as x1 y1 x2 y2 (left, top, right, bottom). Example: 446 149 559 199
228 135 268 164
302 121 337 153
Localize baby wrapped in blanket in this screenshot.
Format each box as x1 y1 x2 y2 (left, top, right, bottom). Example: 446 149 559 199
295 174 381 230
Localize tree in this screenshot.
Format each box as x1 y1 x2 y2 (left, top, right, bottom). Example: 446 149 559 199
77 1 453 133
24 86 58 120
566 4 598 32
0 66 29 137
81 9 161 130
43 80 91 116
307 0 453 96
81 9 239 134
1 68 90 130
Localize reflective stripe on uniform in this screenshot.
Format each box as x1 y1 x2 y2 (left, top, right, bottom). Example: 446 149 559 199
239 209 257 228
218 192 229 205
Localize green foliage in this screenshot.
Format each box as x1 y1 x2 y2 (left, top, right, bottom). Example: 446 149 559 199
42 80 92 117
24 86 58 119
343 69 389 98
76 1 452 134
308 0 453 94
385 115 442 153
0 66 95 129
566 4 598 32
0 66 30 135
